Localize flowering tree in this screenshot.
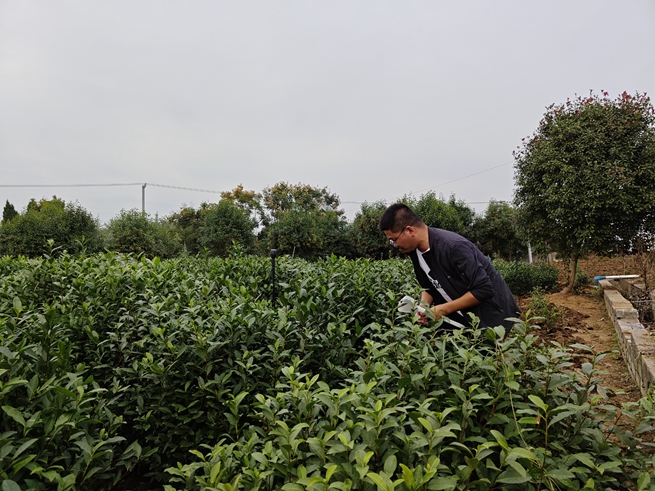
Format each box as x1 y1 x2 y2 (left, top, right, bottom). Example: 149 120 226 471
514 91 655 292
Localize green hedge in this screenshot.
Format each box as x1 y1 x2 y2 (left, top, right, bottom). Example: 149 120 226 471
493 259 560 295
2 254 654 491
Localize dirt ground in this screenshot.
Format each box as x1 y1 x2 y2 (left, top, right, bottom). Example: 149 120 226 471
520 254 649 405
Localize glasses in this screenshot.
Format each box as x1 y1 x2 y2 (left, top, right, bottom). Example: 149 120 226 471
389 226 407 247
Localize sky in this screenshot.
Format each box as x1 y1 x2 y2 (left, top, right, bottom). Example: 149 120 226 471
1 0 654 224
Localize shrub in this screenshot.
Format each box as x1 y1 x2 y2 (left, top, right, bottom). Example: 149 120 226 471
2 254 654 490
527 286 564 330
0 197 102 257
200 200 257 256
493 259 560 295
104 209 181 258
166 322 655 490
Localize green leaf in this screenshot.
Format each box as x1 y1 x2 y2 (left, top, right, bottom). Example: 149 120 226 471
384 454 397 475
581 362 593 375
498 465 533 484
569 343 593 352
418 417 433 433
325 464 338 482
545 468 575 480
597 460 622 474
2 480 21 491
427 476 458 490
490 430 508 451
573 453 596 470
366 472 388 491
508 447 537 462
505 381 520 391
399 464 414 488
2 406 25 427
507 461 527 477
638 472 651 491
581 478 595 490
528 395 547 412
281 484 304 491
12 438 38 460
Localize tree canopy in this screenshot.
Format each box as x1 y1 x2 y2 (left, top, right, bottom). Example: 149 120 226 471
2 200 18 224
514 91 655 291
471 201 525 260
350 201 393 259
402 192 476 240
200 200 257 256
0 197 102 257
104 209 181 258
261 182 349 258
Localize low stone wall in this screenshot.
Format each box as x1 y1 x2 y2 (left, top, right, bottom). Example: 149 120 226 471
601 281 655 395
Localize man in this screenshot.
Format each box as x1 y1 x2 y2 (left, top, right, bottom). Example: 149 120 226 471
379 203 520 334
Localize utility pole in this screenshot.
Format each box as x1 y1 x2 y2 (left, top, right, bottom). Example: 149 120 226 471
142 183 147 215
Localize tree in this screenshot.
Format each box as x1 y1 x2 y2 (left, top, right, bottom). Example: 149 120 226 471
350 201 393 259
200 200 257 256
105 209 181 258
261 182 349 258
2 200 18 224
262 182 341 224
220 184 263 226
168 202 216 255
514 91 655 292
0 197 102 257
402 192 476 239
472 201 526 260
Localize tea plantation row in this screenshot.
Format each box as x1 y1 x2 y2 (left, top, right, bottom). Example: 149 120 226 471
0 253 653 490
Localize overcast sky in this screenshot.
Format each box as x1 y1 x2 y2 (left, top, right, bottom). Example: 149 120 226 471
1 0 654 224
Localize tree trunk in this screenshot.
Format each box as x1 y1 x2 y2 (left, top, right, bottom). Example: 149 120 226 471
562 253 578 294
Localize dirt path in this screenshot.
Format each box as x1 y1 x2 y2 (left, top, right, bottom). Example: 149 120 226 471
520 288 642 405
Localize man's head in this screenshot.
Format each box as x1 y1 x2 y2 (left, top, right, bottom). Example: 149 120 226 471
379 203 427 253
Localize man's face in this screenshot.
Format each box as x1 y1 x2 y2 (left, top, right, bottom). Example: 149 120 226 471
384 226 416 253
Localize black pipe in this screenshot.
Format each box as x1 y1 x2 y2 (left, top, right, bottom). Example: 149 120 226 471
270 249 277 307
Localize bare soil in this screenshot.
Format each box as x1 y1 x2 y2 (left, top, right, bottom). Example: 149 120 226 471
520 254 647 406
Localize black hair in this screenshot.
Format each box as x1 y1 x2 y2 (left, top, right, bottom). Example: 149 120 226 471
378 203 424 232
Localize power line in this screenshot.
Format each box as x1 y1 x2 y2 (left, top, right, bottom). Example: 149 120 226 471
0 183 143 188
146 183 222 194
0 182 224 193
415 161 514 194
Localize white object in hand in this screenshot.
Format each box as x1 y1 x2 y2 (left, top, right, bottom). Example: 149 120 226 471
398 296 426 314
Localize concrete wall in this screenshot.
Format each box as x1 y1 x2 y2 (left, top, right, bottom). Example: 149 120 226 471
601 280 655 395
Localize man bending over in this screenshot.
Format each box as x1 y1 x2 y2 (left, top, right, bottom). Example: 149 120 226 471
379 203 520 334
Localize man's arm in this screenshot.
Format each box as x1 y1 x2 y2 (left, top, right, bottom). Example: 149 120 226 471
420 290 433 305
430 291 480 319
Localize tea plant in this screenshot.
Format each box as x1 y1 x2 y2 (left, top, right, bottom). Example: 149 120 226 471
527 287 564 331
1 252 654 490
166 320 655 490
493 260 560 295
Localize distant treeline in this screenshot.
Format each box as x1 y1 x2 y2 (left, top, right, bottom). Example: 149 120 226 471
0 182 526 260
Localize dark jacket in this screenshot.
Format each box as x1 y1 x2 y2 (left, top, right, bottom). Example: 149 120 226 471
408 227 520 332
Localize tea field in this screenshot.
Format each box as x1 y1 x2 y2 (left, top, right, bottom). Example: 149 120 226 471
1 253 655 491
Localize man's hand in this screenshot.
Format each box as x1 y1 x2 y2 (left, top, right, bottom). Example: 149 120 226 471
430 304 448 319
417 304 447 325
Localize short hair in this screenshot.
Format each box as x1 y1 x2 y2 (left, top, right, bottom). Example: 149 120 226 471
379 203 424 232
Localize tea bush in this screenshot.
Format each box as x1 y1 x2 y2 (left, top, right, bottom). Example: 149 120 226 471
0 253 417 488
527 287 564 331
492 260 560 295
167 324 655 490
1 253 655 490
